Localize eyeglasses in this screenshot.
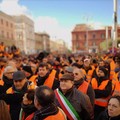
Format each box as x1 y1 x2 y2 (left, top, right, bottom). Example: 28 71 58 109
6 72 14 74
65 70 72 74
73 73 79 76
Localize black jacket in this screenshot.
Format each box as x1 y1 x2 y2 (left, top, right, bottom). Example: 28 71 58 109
0 82 29 120
97 109 120 120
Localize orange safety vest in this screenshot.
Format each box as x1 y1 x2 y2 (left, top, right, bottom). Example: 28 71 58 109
25 112 34 120
44 69 56 88
0 45 5 51
112 72 120 96
91 78 110 107
44 109 66 120
78 80 89 94
7 53 13 59
83 66 95 83
0 79 4 86
6 82 36 94
29 75 38 85
0 67 4 79
112 80 120 96
110 60 115 80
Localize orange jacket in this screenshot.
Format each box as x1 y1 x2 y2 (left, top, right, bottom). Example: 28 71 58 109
91 78 110 107
78 80 89 94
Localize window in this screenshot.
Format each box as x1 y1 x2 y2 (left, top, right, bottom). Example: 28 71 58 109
6 21 8 27
1 19 3 24
7 32 9 38
11 33 13 39
93 42 96 46
76 34 79 40
84 34 86 39
11 23 13 28
1 31 4 37
101 34 105 39
93 34 96 39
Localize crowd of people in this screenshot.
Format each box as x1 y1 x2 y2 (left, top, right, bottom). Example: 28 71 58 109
0 42 120 120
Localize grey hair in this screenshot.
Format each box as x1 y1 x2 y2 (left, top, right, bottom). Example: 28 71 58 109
3 66 17 74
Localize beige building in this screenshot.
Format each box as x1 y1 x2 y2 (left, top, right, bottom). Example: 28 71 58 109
13 15 35 54
50 39 67 54
0 11 15 46
34 32 50 53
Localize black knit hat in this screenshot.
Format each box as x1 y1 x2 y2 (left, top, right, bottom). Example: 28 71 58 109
99 66 108 75
22 66 33 75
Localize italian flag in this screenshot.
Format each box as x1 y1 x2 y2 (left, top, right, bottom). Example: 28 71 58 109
55 89 81 120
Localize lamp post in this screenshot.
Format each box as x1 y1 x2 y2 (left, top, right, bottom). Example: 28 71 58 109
83 15 92 52
112 0 118 53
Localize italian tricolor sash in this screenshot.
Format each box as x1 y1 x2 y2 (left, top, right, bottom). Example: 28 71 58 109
55 89 81 120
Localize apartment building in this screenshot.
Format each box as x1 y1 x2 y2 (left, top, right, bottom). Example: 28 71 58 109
0 11 15 46
35 32 50 53
13 15 35 54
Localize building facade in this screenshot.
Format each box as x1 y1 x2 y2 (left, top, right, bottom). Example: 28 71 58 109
72 24 120 53
0 11 15 46
50 39 67 54
13 15 35 54
35 32 50 53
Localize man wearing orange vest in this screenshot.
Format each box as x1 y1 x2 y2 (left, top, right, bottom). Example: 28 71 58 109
82 58 95 83
0 65 17 94
73 67 95 107
36 63 59 90
112 55 120 96
91 66 112 120
0 71 36 120
32 85 67 120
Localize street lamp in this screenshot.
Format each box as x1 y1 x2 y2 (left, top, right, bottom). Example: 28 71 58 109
112 0 118 53
82 15 92 52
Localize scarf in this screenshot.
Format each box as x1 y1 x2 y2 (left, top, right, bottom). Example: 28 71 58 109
36 72 49 86
21 103 36 119
12 82 28 93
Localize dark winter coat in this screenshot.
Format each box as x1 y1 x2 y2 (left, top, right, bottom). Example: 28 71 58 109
55 87 94 120
97 109 120 120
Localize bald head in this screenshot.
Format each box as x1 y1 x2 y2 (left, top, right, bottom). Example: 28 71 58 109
35 86 55 107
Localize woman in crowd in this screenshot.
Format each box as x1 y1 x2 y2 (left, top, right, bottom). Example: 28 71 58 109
19 89 36 120
97 95 120 120
0 100 11 120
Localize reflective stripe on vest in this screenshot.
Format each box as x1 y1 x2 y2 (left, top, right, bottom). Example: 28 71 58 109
78 81 89 94
95 98 108 107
